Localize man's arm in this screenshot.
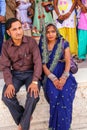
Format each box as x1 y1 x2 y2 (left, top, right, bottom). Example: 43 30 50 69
0 43 13 86
27 38 42 98
0 42 16 98
31 39 42 82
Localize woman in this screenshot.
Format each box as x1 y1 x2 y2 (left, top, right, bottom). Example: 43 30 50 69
53 0 78 57
77 0 87 63
39 23 77 130
16 0 32 36
32 0 53 38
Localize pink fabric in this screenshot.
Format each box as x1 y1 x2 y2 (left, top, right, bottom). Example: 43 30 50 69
78 12 87 30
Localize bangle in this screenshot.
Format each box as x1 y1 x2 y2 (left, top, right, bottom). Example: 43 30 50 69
48 73 57 82
32 81 38 85
62 71 70 79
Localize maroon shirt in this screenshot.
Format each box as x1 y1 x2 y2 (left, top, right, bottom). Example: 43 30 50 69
0 36 42 86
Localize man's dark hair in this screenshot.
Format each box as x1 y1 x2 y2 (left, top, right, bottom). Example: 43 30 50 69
5 18 21 30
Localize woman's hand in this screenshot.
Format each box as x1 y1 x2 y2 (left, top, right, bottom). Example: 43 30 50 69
58 77 67 90
41 1 51 7
53 77 67 90
58 14 65 20
53 78 60 89
58 12 71 21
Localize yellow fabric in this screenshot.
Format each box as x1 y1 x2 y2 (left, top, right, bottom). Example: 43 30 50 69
59 27 78 55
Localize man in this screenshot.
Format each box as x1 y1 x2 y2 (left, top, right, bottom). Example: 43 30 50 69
0 0 6 54
5 0 16 21
5 0 17 40
0 18 42 130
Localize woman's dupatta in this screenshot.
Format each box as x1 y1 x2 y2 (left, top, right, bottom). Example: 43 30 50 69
39 33 63 72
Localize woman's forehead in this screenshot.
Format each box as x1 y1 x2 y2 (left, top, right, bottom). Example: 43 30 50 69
46 25 56 31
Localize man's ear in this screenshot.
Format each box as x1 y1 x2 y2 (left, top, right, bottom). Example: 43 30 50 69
6 30 11 36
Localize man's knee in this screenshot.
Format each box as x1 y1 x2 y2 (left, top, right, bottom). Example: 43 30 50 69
2 94 9 104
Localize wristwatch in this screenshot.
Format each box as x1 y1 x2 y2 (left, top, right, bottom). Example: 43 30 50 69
32 81 38 85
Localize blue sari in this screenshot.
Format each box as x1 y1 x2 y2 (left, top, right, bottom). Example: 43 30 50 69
39 36 77 130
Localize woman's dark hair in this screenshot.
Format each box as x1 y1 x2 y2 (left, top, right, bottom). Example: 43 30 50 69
5 18 21 30
46 23 61 39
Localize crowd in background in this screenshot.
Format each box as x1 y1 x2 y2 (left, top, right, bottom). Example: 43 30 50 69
0 0 87 63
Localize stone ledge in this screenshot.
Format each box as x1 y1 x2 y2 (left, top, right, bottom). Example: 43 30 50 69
0 76 87 130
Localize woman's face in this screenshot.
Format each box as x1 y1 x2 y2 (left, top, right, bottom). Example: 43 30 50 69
46 25 57 42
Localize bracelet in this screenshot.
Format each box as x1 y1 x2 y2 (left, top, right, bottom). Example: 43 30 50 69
62 71 70 79
32 81 38 85
48 73 57 82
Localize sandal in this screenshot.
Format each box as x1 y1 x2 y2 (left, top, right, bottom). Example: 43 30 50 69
72 55 78 60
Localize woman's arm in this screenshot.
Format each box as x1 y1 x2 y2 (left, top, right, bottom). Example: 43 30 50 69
42 1 52 7
62 0 77 20
69 0 77 14
64 47 71 73
43 64 60 89
54 0 60 17
54 0 77 20
42 64 51 76
54 0 67 20
59 47 71 89
78 0 87 13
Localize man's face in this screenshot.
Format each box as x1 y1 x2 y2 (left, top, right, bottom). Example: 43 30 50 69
7 21 24 41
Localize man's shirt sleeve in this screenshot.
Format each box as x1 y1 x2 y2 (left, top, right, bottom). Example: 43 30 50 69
30 39 42 81
0 43 13 86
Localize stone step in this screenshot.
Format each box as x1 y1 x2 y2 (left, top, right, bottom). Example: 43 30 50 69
0 67 87 130
0 125 49 130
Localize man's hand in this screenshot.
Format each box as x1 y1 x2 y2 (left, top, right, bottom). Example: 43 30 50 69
27 83 39 98
0 16 5 22
4 84 15 98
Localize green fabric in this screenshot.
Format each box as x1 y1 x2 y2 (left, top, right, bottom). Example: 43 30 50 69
32 0 53 36
5 33 10 40
78 29 87 59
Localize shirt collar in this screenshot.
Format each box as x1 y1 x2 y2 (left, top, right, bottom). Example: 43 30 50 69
9 36 28 47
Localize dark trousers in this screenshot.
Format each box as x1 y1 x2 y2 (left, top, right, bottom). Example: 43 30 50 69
2 70 40 130
0 23 3 54
0 22 5 54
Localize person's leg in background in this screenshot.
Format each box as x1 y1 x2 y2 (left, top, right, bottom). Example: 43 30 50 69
1 23 5 39
59 27 78 56
0 23 5 54
78 29 87 62
67 28 78 56
0 23 3 55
